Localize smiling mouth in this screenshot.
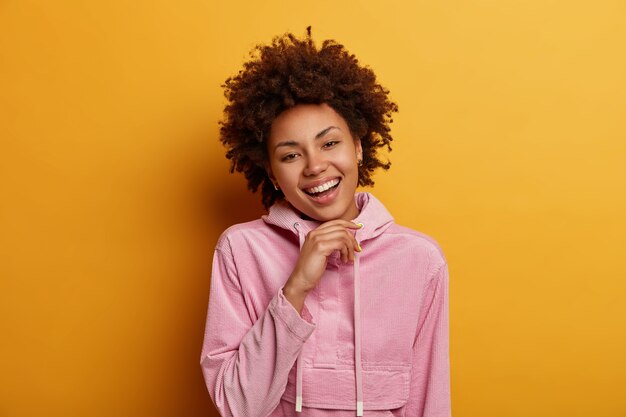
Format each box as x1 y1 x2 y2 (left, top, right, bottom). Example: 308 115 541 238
303 178 341 198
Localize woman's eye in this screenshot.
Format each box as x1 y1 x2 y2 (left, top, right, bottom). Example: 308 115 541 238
323 140 339 149
281 153 298 162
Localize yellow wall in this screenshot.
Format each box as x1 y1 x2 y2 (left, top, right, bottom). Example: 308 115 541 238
1 1 625 416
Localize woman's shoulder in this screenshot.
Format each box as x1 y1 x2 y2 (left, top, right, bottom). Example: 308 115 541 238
215 219 271 251
384 223 447 264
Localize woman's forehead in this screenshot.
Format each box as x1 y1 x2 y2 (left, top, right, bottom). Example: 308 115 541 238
268 104 350 143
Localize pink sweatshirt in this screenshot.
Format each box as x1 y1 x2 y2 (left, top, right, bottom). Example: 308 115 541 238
201 193 450 417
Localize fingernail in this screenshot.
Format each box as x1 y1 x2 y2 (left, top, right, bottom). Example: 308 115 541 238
357 242 362 252
351 220 364 228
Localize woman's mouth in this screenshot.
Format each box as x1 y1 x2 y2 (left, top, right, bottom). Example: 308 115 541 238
303 178 341 199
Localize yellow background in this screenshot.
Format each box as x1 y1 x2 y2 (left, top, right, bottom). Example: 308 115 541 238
1 0 625 416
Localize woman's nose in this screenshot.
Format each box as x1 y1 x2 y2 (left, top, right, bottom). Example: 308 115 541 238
303 152 328 177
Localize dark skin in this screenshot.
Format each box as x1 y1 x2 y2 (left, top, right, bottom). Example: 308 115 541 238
265 104 365 315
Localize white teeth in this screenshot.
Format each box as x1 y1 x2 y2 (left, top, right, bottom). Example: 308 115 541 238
305 179 340 194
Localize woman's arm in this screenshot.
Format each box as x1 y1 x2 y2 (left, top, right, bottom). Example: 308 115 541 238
405 263 451 417
200 246 315 417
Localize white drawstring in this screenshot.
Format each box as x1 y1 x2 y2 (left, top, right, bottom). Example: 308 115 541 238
294 222 304 413
354 252 364 416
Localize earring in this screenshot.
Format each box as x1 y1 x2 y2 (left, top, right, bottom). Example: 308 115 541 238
273 182 279 191
357 159 363 166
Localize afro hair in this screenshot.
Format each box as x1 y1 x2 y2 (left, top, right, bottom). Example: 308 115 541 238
219 27 398 208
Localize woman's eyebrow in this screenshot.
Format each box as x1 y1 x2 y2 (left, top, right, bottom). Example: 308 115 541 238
273 140 299 150
315 126 340 139
273 126 341 151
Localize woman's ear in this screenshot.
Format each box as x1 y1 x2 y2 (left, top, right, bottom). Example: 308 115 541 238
355 138 363 163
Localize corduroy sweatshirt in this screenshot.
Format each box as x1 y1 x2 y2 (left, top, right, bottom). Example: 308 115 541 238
201 193 450 417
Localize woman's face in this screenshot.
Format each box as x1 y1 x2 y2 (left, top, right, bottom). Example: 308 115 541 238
267 103 363 222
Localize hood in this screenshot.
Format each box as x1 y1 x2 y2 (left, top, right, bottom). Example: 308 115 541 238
262 192 394 241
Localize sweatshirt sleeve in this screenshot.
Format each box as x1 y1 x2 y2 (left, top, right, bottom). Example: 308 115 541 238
200 244 316 417
406 262 451 417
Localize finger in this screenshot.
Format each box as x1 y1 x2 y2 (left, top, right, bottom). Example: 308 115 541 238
309 225 362 242
309 231 359 258
340 246 348 263
315 219 363 231
347 243 355 262
310 229 360 252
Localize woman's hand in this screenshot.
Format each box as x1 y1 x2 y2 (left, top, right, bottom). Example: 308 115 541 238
283 220 362 313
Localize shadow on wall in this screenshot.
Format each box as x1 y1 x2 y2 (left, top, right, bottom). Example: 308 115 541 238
181 134 266 416
210 174 267 236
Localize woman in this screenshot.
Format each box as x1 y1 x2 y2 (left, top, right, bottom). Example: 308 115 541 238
201 28 450 417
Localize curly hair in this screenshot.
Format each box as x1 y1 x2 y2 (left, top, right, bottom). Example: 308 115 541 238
219 27 398 208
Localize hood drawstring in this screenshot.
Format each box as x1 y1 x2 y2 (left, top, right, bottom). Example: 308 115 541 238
294 222 305 413
354 225 364 416
293 221 365 416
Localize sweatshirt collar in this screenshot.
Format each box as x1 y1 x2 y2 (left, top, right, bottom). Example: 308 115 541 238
262 192 394 240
